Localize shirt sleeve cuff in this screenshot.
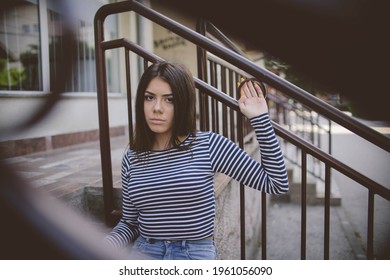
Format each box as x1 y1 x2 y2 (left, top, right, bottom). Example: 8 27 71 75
249 113 270 125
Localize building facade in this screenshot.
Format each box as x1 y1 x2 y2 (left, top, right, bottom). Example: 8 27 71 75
0 0 258 158
0 0 198 158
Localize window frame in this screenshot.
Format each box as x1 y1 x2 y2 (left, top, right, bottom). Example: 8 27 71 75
0 0 120 96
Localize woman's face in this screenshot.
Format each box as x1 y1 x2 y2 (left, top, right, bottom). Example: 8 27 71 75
144 77 174 141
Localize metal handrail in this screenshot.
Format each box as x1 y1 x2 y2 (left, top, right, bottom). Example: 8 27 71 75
94 0 390 259
197 18 246 56
96 1 390 153
196 23 332 185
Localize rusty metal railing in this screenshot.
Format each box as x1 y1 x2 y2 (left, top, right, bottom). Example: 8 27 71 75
94 0 390 260
197 20 333 183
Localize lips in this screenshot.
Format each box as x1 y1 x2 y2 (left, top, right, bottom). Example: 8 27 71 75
149 118 165 125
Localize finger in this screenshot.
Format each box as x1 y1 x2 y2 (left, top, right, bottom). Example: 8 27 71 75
241 82 251 98
253 82 264 99
238 77 246 97
239 84 246 97
245 81 257 98
247 81 258 97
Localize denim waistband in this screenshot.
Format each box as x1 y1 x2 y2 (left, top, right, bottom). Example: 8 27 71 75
141 236 213 244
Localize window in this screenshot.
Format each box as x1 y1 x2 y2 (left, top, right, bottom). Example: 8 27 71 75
0 0 120 93
22 24 30 33
0 0 42 90
47 10 99 92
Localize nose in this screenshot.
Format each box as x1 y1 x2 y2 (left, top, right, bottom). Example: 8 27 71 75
153 98 162 113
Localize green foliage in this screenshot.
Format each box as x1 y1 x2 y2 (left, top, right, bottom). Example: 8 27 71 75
0 58 26 90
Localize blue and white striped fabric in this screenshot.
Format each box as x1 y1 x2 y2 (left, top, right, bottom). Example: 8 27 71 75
105 113 288 248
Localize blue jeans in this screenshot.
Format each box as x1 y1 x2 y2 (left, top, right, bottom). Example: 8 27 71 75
130 236 217 260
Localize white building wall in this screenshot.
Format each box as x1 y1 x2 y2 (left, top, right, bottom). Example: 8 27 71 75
150 2 198 75
0 93 128 142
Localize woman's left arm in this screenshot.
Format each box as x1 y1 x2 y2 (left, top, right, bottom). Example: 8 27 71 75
209 113 289 194
209 80 289 194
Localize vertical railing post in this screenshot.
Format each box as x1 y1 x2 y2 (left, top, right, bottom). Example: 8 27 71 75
210 61 217 132
324 165 331 259
229 70 236 142
261 192 267 259
328 119 332 155
221 66 228 137
196 18 208 131
301 150 307 259
94 13 115 227
236 76 246 259
237 114 246 260
367 190 375 259
125 50 133 146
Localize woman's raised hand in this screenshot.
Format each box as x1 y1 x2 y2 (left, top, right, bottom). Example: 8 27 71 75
238 80 268 119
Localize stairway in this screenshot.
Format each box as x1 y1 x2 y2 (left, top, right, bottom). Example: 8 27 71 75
271 161 342 206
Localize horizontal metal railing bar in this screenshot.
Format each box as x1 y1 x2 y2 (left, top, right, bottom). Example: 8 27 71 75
99 36 390 201
207 53 247 78
267 93 331 134
95 0 389 153
194 77 389 200
272 121 390 200
203 21 331 159
101 38 162 62
200 19 247 56
197 79 389 200
100 42 324 144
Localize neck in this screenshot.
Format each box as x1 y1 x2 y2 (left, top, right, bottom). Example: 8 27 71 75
152 136 171 151
152 134 188 151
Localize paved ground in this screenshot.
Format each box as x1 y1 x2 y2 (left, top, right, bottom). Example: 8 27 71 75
2 136 127 198
1 120 389 260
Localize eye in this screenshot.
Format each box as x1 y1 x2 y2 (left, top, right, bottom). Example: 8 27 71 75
165 96 174 103
144 94 154 101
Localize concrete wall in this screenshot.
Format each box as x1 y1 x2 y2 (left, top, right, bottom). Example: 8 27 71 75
214 174 263 259
214 136 263 259
0 93 128 142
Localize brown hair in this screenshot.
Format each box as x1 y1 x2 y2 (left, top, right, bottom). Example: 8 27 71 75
131 61 196 153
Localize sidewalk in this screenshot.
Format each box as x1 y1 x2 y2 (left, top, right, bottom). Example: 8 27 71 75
2 136 128 198
1 131 386 259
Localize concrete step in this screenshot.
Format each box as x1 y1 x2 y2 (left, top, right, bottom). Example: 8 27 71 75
271 163 342 206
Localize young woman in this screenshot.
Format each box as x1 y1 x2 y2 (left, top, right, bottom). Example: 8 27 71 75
105 61 289 259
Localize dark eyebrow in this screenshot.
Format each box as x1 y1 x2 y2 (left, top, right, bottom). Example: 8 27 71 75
145 90 173 97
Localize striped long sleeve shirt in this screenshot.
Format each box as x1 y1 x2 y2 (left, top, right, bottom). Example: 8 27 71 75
105 113 288 248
